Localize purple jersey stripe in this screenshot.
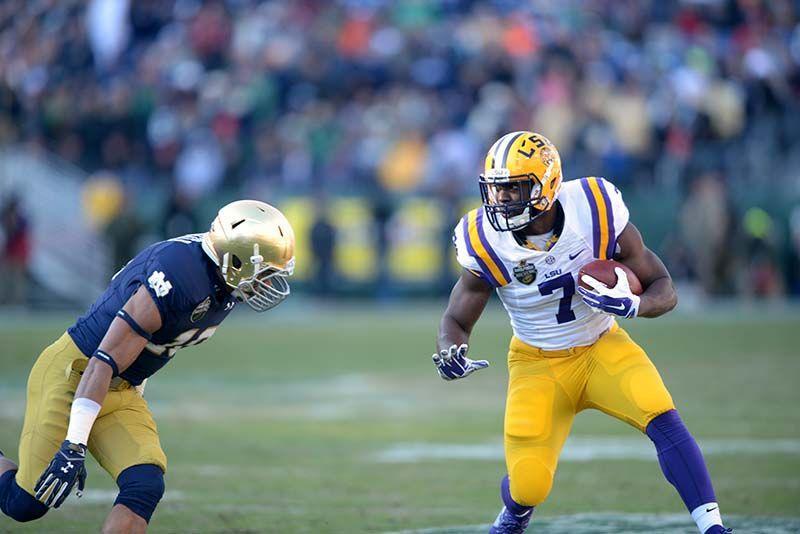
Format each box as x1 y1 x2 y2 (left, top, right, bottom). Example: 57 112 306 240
580 178 601 258
461 214 502 287
597 179 616 259
475 209 511 284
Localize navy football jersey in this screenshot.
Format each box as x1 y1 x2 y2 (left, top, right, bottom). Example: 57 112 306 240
68 234 237 385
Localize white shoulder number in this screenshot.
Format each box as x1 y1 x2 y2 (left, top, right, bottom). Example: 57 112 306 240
146 327 218 357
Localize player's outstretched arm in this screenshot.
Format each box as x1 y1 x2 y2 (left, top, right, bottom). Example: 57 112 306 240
34 285 161 509
433 270 493 380
615 222 677 318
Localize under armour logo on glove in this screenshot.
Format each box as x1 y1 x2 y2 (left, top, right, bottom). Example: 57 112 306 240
432 343 489 381
34 441 88 508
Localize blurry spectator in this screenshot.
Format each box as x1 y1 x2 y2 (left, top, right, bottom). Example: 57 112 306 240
86 0 131 71
104 197 144 274
379 131 429 192
789 206 800 296
82 171 125 228
0 194 31 305
174 130 226 201
161 190 200 239
741 207 785 298
435 173 464 294
309 203 337 297
189 1 231 70
369 180 395 297
678 173 735 295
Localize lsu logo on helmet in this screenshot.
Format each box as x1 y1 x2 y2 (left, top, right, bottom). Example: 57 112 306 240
479 131 563 231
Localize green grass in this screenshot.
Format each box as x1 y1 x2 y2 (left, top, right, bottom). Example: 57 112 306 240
1 303 799 533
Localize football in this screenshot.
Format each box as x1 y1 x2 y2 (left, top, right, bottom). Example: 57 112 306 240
578 259 643 295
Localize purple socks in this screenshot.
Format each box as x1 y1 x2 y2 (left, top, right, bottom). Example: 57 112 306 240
646 410 717 512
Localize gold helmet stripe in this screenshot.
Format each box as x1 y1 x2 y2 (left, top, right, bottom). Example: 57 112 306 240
492 131 527 170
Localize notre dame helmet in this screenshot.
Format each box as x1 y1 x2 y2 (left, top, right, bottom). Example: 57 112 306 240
202 200 295 312
479 131 563 231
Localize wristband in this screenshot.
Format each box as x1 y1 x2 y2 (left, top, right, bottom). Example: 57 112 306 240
92 349 120 377
65 397 102 445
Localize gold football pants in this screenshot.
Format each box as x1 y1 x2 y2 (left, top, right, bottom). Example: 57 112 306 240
15 333 167 495
504 323 675 506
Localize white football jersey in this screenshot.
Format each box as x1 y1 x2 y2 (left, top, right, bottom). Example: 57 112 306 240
454 177 630 350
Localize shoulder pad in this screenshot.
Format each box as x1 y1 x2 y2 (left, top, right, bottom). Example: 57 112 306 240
453 208 512 287
576 177 629 260
143 241 206 317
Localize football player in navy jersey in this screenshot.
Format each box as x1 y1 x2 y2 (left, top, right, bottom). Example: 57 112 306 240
0 200 295 532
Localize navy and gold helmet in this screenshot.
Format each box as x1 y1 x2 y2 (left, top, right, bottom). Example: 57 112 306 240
479 131 563 232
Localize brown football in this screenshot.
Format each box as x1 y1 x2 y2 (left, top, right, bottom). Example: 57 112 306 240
578 259 643 295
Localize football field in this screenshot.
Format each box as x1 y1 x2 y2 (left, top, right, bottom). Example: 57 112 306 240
1 302 799 533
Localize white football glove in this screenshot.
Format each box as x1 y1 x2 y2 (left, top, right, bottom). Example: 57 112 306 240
432 343 489 381
577 267 640 318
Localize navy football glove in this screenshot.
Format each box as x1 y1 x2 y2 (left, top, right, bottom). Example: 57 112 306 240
34 440 87 508
432 343 489 381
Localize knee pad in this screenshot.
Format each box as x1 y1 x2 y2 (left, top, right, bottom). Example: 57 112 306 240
508 457 554 506
0 470 48 523
115 464 165 523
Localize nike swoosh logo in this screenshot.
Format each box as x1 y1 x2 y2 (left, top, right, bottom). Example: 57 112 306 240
607 303 627 311
706 506 718 512
568 250 583 260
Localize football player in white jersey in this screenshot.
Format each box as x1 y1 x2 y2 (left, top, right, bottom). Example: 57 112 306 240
432 132 730 534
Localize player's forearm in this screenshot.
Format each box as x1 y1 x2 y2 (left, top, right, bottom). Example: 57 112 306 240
66 359 112 445
437 274 491 352
437 313 471 353
74 358 113 405
637 276 677 318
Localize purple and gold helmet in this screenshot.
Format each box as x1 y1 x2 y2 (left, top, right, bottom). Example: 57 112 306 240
480 131 563 231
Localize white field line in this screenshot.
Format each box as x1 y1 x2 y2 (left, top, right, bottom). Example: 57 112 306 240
146 373 438 421
61 489 185 506
2 373 494 422
373 436 800 463
383 513 800 534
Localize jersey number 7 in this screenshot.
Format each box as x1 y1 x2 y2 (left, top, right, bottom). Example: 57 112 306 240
538 273 576 324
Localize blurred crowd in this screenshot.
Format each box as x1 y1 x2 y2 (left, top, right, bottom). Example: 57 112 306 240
1 0 800 302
